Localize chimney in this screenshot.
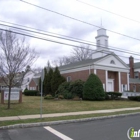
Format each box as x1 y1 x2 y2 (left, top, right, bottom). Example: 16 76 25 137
129 56 134 78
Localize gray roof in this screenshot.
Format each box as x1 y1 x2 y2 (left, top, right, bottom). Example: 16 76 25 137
129 78 140 83
134 62 140 69
32 78 39 85
127 62 140 69
59 57 104 71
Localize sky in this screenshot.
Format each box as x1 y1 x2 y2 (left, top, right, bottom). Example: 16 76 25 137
0 0 140 68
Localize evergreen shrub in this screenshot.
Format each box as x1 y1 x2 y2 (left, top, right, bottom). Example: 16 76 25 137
24 90 38 96
83 74 105 100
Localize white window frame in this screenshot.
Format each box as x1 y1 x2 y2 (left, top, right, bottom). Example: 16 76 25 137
67 76 71 82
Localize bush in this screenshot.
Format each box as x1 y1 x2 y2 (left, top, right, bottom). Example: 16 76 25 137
69 80 85 98
58 94 64 99
24 90 38 96
83 74 105 100
128 96 140 101
44 94 54 100
56 80 85 99
106 92 122 100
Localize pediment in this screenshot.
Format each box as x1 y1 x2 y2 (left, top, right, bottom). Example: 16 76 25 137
94 55 129 69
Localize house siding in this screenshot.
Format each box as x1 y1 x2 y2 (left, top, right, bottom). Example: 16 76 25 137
29 79 37 90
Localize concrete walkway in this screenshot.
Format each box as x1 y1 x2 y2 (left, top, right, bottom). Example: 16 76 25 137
0 107 140 121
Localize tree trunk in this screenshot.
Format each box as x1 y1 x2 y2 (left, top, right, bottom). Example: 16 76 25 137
8 86 11 109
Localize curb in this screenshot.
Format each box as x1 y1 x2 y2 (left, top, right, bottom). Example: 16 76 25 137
0 112 140 130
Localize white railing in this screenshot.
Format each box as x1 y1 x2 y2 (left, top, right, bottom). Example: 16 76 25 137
122 92 140 98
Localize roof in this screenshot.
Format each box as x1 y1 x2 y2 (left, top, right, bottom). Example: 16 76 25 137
32 78 39 85
134 62 140 69
127 62 140 69
59 56 104 71
129 78 140 83
59 53 129 71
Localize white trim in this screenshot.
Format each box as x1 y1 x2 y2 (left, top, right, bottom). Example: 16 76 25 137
108 79 114 92
127 73 130 91
118 72 121 92
60 64 129 74
89 65 91 75
67 76 71 82
94 69 97 74
105 70 108 92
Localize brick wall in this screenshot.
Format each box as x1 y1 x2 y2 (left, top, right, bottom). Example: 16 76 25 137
121 72 127 84
29 79 37 90
108 71 119 91
96 69 105 83
62 69 92 81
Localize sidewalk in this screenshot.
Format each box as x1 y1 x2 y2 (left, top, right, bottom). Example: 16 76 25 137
1 107 140 121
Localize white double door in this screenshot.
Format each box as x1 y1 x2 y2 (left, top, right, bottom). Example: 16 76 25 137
108 79 114 92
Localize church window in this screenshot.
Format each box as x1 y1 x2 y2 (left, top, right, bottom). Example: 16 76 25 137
97 40 100 47
67 76 71 82
110 60 115 64
105 40 108 47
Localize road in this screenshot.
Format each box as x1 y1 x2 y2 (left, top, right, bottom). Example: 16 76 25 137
1 114 140 140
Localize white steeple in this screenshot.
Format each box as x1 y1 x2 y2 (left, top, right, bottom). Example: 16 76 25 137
95 28 109 50
92 28 112 59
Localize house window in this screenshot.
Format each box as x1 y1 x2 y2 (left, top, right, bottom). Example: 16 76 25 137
27 78 30 82
105 40 108 47
97 40 100 47
134 72 139 79
133 85 136 92
67 76 71 82
103 83 105 91
110 60 115 64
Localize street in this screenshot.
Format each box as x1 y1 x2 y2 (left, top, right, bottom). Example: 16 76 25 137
1 114 140 140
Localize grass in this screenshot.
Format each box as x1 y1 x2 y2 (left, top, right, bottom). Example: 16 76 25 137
0 94 140 117
1 110 140 127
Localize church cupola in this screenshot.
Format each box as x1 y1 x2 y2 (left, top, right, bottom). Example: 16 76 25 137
95 28 109 50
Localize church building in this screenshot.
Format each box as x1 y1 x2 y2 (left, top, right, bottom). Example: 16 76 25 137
59 28 130 92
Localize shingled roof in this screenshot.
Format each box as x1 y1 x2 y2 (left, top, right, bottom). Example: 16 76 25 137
134 62 140 69
59 57 104 71
129 78 140 83
32 78 39 85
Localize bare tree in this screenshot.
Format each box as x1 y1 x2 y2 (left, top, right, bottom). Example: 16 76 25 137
54 45 93 66
72 44 93 61
0 30 37 109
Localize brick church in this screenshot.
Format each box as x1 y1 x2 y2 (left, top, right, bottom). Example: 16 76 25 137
59 28 130 92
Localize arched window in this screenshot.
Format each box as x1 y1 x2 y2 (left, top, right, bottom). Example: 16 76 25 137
110 60 115 64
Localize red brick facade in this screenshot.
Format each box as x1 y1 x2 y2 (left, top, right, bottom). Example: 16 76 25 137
29 79 38 90
62 69 91 82
62 69 128 92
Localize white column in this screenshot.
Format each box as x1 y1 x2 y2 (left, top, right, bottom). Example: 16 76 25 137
94 69 96 74
89 65 91 75
105 70 108 92
118 72 121 92
127 73 130 91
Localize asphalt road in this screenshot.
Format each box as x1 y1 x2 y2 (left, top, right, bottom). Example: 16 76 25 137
1 114 140 140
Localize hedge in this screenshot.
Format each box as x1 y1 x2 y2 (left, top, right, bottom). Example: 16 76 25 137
128 96 140 101
105 92 122 100
24 90 38 96
44 94 54 100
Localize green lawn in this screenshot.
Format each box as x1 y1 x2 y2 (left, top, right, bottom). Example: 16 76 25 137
0 94 140 117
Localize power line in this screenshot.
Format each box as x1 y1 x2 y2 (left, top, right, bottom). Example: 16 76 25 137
0 28 139 61
76 0 140 24
1 22 140 57
1 20 139 55
20 0 140 42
